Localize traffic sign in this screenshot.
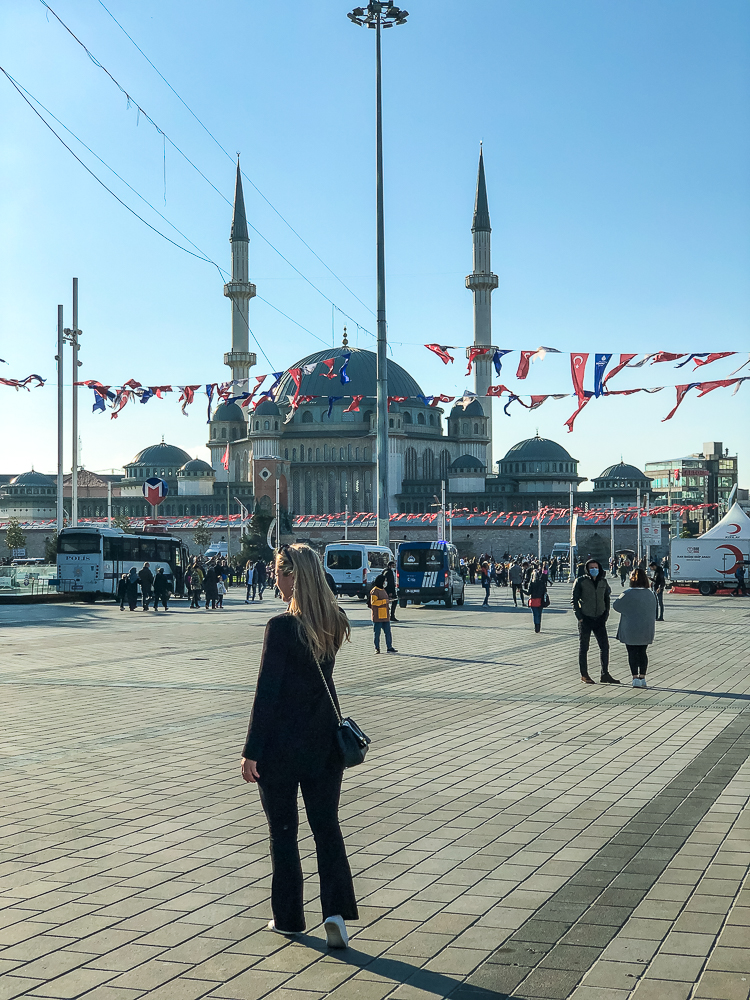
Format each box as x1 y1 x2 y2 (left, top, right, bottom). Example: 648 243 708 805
142 477 169 506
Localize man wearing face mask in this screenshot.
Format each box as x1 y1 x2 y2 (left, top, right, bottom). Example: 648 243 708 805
572 559 620 685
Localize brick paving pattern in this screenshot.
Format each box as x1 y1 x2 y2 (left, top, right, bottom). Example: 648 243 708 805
1 583 749 999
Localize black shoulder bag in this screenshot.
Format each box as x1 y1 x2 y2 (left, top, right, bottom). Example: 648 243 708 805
314 656 371 768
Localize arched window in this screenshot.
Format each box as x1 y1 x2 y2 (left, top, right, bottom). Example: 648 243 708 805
316 473 324 514
363 410 373 424
405 448 418 480
552 463 557 472
264 420 270 430
292 448 297 461
417 411 425 425
462 421 469 435
304 472 312 513
328 470 336 511
423 449 435 479
403 411 412 424
522 464 526 473
211 428 216 439
221 427 227 438
284 448 289 459
316 448 321 461
515 463 520 473
389 418 394 429
363 447 370 462
308 448 313 462
439 449 451 480
190 504 196 516
292 471 300 512
473 423 479 434
340 448 345 460
429 413 435 426
302 410 313 423
355 448 359 461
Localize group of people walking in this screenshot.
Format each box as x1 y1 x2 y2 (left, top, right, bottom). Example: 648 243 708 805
185 557 231 610
117 562 170 612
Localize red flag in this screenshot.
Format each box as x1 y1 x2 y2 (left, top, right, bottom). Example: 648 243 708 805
601 353 636 389
425 344 455 364
528 395 549 410
564 394 592 433
149 385 173 398
695 378 741 397
466 347 490 375
221 445 229 471
344 395 364 413
288 367 302 404
388 396 407 409
662 383 700 422
693 352 736 369
516 351 535 380
430 394 455 407
651 352 687 364
570 353 589 403
320 358 337 379
485 385 510 397
178 385 201 415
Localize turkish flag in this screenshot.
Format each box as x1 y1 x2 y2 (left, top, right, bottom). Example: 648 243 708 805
222 446 229 471
570 353 589 403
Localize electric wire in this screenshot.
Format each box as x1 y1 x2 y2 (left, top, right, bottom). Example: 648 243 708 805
37 0 375 338
96 0 376 321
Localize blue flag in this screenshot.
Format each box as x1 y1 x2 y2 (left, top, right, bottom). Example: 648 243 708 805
417 394 434 406
493 350 512 376
594 354 613 397
327 395 343 418
339 352 351 385
205 384 214 422
140 389 154 405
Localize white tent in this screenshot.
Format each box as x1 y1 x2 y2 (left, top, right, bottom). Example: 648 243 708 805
701 502 750 539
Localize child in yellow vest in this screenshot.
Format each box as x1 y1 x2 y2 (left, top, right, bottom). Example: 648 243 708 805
368 574 398 654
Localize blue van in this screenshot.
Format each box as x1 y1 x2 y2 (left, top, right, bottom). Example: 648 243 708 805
397 541 465 608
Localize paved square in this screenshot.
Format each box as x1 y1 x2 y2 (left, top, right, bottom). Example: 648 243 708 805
1 583 749 999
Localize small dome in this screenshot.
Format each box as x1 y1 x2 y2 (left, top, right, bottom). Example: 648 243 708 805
449 454 485 471
178 459 214 477
213 402 245 422
254 399 281 416
597 461 648 481
10 470 56 487
130 442 192 467
502 435 575 463
450 398 485 418
388 401 401 413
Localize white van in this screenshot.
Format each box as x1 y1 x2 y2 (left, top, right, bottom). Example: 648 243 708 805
324 542 393 598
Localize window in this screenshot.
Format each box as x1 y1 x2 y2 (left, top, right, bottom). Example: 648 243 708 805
299 447 304 462
522 464 526 473
429 413 435 426
316 448 321 461
302 410 313 423
58 533 101 554
389 418 394 428
264 420 270 430
308 448 313 462
399 548 445 571
368 551 390 569
284 449 289 459
473 423 479 434
405 448 418 479
462 422 469 435
363 447 370 462
326 549 362 570
254 421 259 431
423 449 434 479
355 448 359 461
292 448 297 461
439 450 451 480
211 428 216 439
403 411 412 424
221 428 226 438
417 412 425 425
340 448 345 460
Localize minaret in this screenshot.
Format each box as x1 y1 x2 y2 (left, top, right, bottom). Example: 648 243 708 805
465 146 498 468
223 159 257 384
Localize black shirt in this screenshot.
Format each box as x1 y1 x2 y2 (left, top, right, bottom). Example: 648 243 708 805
243 613 342 776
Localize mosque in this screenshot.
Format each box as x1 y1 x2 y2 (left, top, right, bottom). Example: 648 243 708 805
0 154 652 524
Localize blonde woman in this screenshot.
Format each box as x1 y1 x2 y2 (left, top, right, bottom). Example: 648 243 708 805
241 544 357 947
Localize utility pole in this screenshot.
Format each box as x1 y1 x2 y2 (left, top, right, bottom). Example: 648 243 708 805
568 483 574 582
441 480 446 540
448 502 453 545
63 279 81 527
275 475 280 550
56 304 64 533
537 500 542 562
610 495 615 566
226 480 231 558
645 492 651 568
344 504 349 542
636 486 642 565
107 480 112 528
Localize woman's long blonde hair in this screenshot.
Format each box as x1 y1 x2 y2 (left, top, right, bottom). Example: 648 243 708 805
276 543 351 662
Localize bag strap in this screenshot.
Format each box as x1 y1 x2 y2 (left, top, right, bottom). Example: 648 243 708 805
313 652 343 725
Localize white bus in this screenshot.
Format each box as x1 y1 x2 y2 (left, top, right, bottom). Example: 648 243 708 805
324 542 393 598
56 526 189 601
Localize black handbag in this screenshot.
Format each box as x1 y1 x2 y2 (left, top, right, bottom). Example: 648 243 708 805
315 656 371 768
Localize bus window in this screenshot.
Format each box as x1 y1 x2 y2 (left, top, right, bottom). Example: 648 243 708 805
156 540 171 563
425 551 443 571
399 550 420 569
326 550 362 570
121 537 139 563
399 549 445 571
174 543 182 566
367 551 390 569
58 533 101 554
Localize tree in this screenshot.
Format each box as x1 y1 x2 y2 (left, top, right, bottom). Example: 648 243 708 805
193 520 213 553
6 516 26 554
44 531 58 564
111 511 133 533
239 505 275 564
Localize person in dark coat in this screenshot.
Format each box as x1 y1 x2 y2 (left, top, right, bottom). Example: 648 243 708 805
649 561 666 620
384 560 398 621
204 563 219 610
241 543 357 948
116 573 128 611
572 559 620 685
252 560 267 601
138 562 154 611
527 570 548 634
153 567 170 612
126 567 139 612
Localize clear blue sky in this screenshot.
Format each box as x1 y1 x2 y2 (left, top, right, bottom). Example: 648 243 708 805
1 0 748 486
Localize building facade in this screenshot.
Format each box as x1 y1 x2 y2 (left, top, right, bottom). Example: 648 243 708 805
645 441 738 516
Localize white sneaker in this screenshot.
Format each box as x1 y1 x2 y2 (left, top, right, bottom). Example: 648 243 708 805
639 678 648 689
266 920 298 938
632 677 640 688
324 914 349 949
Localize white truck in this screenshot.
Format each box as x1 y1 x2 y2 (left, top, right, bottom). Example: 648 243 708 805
670 502 750 595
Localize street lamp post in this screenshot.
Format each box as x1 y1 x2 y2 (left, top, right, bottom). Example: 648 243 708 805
348 2 408 547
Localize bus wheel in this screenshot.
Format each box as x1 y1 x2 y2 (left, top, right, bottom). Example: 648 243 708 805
698 582 715 596
456 587 465 606
398 597 407 609
444 590 453 608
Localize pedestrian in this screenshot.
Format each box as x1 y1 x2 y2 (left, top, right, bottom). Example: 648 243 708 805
368 574 397 653
527 569 549 633
153 567 170 612
245 560 254 603
254 559 267 601
649 560 666 620
240 543 358 947
732 562 747 597
139 561 154 611
217 576 227 608
190 562 204 609
468 559 476 585
384 560 399 622
480 561 491 606
508 561 525 607
204 562 219 610
126 567 139 612
613 568 658 689
549 556 558 584
116 573 128 611
572 558 620 685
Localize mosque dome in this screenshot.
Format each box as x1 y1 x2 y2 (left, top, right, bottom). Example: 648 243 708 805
212 402 245 422
274 347 424 402
254 399 281 416
10 470 55 487
450 399 485 418
130 442 192 468
178 459 215 477
450 454 485 471
501 435 575 463
593 462 651 491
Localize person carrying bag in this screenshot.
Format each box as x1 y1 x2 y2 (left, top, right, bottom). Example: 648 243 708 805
240 543 360 948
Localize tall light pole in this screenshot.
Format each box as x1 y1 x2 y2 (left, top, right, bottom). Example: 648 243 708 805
63 279 82 527
348 2 408 547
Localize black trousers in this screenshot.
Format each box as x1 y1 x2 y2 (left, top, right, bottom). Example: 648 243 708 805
627 644 648 676
578 616 609 675
258 768 358 933
512 583 525 605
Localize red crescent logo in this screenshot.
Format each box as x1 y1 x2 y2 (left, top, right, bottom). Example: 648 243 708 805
727 523 741 535
716 544 744 574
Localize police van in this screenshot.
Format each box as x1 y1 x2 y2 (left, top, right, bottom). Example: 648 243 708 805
324 542 393 598
397 540 465 608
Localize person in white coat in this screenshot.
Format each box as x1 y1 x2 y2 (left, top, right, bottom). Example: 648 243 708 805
612 568 658 689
